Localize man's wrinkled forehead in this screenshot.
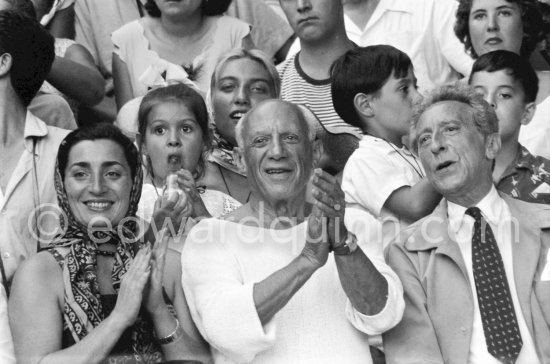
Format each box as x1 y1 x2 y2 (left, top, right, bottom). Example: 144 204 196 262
418 100 475 130
247 100 309 136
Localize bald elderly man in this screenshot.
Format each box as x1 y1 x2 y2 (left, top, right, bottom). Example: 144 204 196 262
384 85 550 364
181 100 404 363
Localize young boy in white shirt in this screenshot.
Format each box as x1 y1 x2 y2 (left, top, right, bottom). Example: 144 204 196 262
331 45 441 248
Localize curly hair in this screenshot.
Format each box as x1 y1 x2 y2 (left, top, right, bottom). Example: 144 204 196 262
144 0 232 18
454 0 544 58
410 84 498 154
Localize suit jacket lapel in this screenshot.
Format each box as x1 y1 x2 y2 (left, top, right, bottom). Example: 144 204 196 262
506 196 541 337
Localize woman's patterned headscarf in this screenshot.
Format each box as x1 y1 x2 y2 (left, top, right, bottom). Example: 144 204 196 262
43 133 163 361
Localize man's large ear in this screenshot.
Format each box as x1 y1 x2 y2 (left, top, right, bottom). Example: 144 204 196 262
233 147 247 174
520 102 536 125
485 132 501 160
353 93 375 119
311 138 323 169
0 53 12 77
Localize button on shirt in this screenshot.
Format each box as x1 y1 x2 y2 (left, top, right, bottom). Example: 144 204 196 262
447 186 539 364
0 112 68 283
344 0 473 92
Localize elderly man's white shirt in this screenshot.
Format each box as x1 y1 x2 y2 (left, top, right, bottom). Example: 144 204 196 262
0 112 69 282
181 219 404 363
345 0 473 91
447 186 539 364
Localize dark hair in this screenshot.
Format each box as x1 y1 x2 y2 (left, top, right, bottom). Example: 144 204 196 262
455 0 544 58
58 123 141 180
330 45 413 129
137 83 210 177
0 10 54 106
0 0 36 18
469 50 539 102
144 0 232 18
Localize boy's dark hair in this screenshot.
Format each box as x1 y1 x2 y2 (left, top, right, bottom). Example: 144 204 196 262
331 45 413 129
455 0 544 58
144 0 231 17
469 50 539 103
0 10 54 106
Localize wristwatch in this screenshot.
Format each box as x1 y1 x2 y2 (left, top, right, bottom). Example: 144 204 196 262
332 232 358 256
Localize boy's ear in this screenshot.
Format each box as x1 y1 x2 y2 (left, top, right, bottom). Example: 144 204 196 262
520 102 536 126
233 147 247 174
0 53 12 77
353 93 375 119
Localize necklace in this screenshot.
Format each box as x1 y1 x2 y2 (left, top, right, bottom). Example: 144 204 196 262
96 250 116 257
384 140 425 178
217 164 251 203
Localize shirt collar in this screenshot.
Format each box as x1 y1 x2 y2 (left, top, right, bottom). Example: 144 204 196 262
23 111 49 153
514 144 538 174
447 185 504 234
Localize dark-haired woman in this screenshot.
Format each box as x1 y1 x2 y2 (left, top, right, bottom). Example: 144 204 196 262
112 0 253 110
9 124 210 364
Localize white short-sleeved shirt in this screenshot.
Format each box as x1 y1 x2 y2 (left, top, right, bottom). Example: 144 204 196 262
342 135 425 248
0 113 69 283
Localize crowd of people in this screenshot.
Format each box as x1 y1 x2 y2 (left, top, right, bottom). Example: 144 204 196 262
0 0 550 363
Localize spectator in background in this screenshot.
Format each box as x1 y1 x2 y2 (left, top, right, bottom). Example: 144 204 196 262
342 0 474 91
0 10 69 287
136 83 241 249
0 0 104 129
469 50 550 204
277 0 363 136
455 0 550 160
199 48 281 204
112 0 252 111
75 0 293 123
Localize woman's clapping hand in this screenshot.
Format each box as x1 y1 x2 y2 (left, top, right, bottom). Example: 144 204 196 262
143 233 170 315
112 246 152 328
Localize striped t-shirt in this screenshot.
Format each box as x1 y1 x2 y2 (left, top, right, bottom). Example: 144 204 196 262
278 53 362 135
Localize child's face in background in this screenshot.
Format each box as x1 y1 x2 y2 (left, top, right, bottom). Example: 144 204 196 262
142 101 204 181
370 68 422 146
470 69 534 142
